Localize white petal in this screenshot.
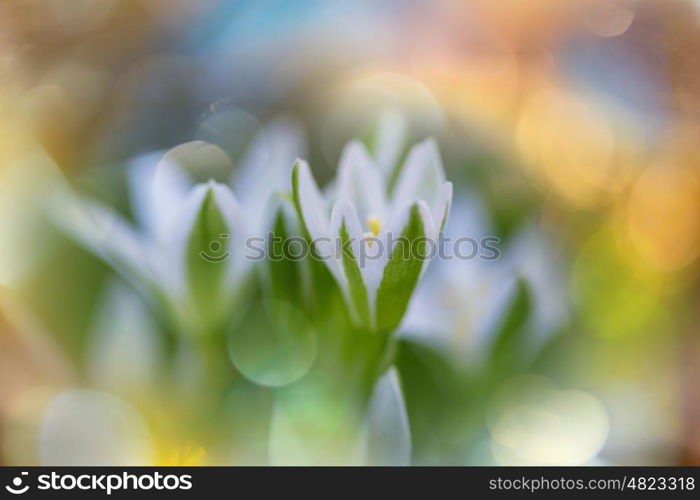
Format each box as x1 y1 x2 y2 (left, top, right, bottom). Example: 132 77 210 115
507 225 569 341
232 118 305 238
336 141 387 223
399 260 518 366
164 181 246 302
330 199 365 264
417 200 437 280
373 109 408 176
126 149 166 235
87 281 161 394
401 193 509 358
391 138 446 214
163 183 210 299
432 181 453 237
210 182 249 285
52 191 153 286
471 272 518 362
364 368 411 465
40 389 154 465
293 160 332 259
152 141 230 241
444 193 492 243
399 268 454 342
329 200 365 308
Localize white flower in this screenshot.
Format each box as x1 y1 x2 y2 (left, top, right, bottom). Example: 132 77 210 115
54 119 304 334
292 138 452 332
401 195 569 365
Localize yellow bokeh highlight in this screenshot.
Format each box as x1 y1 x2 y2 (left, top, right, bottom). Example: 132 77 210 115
571 226 664 338
516 87 642 207
626 164 700 272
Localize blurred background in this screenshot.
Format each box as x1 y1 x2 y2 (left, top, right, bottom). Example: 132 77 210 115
1 0 700 465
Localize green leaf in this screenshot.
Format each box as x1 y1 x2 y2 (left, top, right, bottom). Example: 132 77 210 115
186 186 230 329
290 160 327 262
291 161 347 320
487 278 532 373
268 205 303 305
227 299 317 388
220 378 274 465
339 219 370 328
395 340 461 464
290 160 312 240
291 161 303 226
375 204 426 333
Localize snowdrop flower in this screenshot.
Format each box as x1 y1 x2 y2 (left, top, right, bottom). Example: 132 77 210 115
402 195 568 364
55 119 304 335
504 224 570 342
292 139 452 333
401 195 509 360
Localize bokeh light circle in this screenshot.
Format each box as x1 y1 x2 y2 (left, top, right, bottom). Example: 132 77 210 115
227 300 317 387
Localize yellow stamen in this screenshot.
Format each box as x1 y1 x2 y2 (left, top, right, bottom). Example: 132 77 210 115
367 215 382 236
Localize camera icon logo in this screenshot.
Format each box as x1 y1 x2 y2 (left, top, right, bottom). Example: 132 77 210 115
199 233 231 263
5 472 29 495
